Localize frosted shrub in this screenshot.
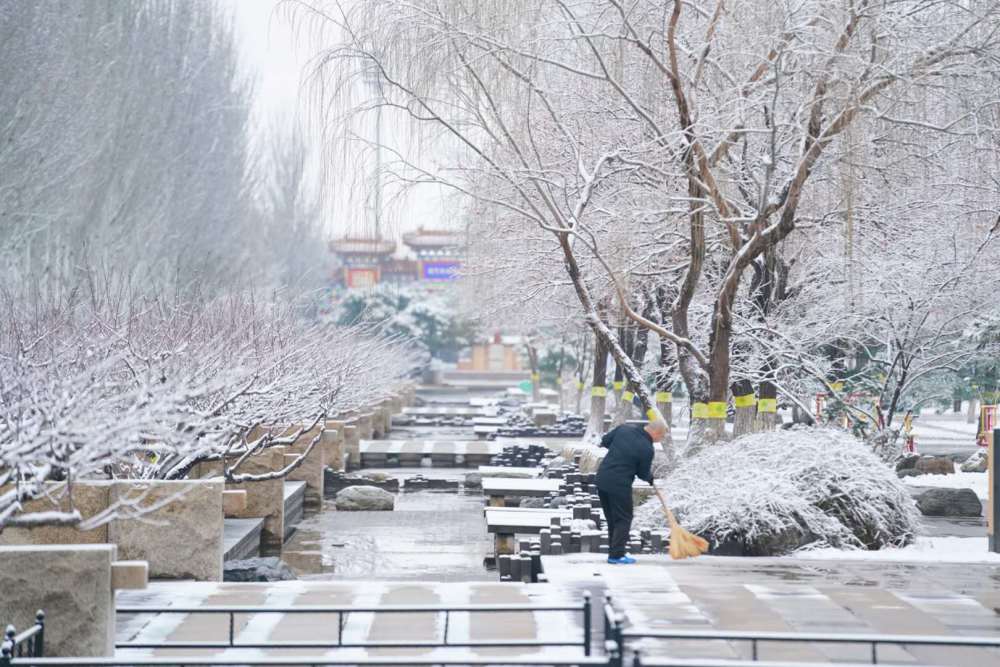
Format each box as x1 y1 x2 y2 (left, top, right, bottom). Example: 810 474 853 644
635 428 920 555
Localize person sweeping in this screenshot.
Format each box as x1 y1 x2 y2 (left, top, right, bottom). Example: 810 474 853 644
596 417 666 564
597 416 709 563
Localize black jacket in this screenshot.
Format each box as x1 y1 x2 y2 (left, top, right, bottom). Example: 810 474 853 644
595 424 655 493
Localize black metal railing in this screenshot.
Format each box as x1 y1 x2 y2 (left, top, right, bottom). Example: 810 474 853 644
115 593 592 656
601 593 1000 665
0 611 45 665
5 658 612 666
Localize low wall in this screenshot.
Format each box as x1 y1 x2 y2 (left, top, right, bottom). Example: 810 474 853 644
0 544 116 657
199 448 285 552
323 419 347 474
108 480 223 581
0 481 112 546
273 425 326 510
1 480 223 581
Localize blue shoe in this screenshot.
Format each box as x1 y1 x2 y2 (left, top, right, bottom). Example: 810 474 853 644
607 556 636 564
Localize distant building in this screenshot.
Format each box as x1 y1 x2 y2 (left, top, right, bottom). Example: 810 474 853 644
329 228 464 288
457 333 524 372
328 237 397 288
402 228 464 282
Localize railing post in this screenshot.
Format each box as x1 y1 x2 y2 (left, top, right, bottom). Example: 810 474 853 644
34 611 45 657
2 625 13 666
751 638 758 661
871 641 878 664
583 591 592 656
338 611 344 646
603 593 613 644
443 610 450 646
228 612 235 647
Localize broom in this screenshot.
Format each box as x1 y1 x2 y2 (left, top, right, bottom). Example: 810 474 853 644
653 483 709 560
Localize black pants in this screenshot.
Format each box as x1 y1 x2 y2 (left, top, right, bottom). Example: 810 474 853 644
598 489 633 559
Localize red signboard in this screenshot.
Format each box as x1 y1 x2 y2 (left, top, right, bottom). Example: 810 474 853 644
346 268 379 289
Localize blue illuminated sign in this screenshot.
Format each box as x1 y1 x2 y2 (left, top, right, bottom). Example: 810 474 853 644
422 261 460 281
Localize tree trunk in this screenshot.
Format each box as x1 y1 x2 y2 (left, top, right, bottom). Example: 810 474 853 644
731 379 756 438
584 331 609 443
967 397 978 424
525 344 540 402
755 381 778 431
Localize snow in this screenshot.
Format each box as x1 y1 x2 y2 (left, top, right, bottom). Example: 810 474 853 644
790 537 1000 563
634 427 921 553
902 471 988 500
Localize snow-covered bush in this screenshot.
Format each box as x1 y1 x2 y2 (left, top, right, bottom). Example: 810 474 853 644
335 284 477 362
635 428 920 555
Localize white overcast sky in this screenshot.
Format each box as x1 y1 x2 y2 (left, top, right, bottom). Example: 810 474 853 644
223 0 453 244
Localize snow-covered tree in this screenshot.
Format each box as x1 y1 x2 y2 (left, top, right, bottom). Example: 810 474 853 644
306 0 1000 454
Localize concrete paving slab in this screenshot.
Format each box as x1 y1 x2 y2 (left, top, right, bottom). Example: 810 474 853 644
544 553 1000 665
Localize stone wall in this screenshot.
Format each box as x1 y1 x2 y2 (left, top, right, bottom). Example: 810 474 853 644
108 480 223 581
0 481 112 546
323 422 346 472
0 544 116 657
198 449 285 552
275 425 326 510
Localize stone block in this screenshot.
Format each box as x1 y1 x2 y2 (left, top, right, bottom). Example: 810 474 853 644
223 489 247 515
111 560 148 590
109 479 224 581
364 412 377 440
202 449 285 552
0 481 111 546
0 544 115 656
322 423 345 472
342 424 360 470
915 455 955 475
275 425 325 510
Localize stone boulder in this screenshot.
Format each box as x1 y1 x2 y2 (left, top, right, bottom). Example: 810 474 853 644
464 473 482 490
895 453 920 472
223 557 297 582
335 485 395 511
915 456 955 475
961 450 989 473
897 469 923 478
915 488 982 517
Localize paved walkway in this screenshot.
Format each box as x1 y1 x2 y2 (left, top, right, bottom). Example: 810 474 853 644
116 581 587 661
283 474 493 581
544 553 1000 665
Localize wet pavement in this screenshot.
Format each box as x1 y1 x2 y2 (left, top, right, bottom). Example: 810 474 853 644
545 553 1000 665
282 468 492 582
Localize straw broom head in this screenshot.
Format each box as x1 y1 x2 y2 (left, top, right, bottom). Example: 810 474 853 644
655 486 710 560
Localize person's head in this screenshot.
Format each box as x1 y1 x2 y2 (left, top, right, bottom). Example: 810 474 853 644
645 417 668 443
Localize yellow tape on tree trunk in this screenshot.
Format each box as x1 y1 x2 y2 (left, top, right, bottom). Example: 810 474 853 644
531 373 540 382
830 381 844 392
708 401 728 419
646 408 660 421
556 377 562 385
622 391 635 402
692 402 709 419
576 380 585 390
655 391 672 403
591 386 608 397
733 394 756 408
613 381 624 391
758 398 777 413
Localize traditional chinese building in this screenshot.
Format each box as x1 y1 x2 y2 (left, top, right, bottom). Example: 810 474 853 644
328 237 397 288
402 228 464 282
329 228 465 288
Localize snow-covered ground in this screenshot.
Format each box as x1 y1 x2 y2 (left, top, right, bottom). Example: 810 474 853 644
902 471 988 499
790 536 1000 563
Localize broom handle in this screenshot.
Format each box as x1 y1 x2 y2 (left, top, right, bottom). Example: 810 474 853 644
652 483 679 528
